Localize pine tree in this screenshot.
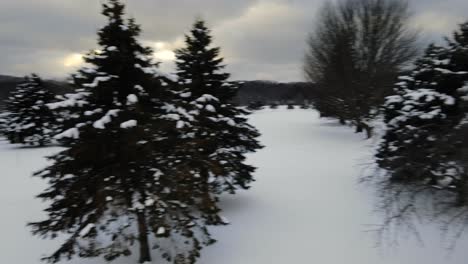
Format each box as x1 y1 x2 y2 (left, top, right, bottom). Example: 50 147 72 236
0 111 9 137
3 74 57 146
174 19 262 198
30 1 212 263
443 21 468 205
376 22 468 201
374 23 468 243
453 112 468 206
175 20 235 101
376 45 453 183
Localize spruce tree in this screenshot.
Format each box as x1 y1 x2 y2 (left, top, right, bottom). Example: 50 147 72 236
174 19 262 199
376 45 455 183
31 1 212 263
0 111 9 137
175 20 235 100
376 22 468 201
3 74 57 146
454 90 468 205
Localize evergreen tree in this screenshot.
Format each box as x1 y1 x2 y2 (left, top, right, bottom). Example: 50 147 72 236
3 74 57 146
453 102 468 206
175 20 235 101
376 22 468 203
174 19 262 198
31 2 213 263
0 111 9 137
171 19 262 236
376 45 454 183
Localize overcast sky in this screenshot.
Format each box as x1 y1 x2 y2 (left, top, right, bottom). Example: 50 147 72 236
1 0 467 82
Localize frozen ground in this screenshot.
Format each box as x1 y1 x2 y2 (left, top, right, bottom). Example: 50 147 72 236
1 108 467 263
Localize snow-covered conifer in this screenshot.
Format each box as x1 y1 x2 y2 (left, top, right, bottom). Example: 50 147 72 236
3 74 57 146
31 2 216 263
0 111 9 137
376 22 468 201
174 19 262 199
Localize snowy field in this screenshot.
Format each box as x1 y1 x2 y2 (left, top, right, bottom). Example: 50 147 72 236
1 108 468 264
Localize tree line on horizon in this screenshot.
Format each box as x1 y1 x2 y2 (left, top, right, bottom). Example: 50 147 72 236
0 78 318 112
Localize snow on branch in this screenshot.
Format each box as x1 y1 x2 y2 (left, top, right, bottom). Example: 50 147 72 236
83 76 116 88
126 94 138 105
55 128 80 140
47 92 90 110
93 109 120 129
196 94 219 103
120 120 137 129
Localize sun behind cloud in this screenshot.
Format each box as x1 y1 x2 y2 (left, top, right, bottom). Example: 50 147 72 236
151 41 177 61
154 50 176 61
63 53 84 68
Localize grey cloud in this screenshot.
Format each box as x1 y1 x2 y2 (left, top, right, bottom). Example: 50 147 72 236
0 0 467 81
410 0 468 38
126 0 258 40
0 0 257 78
213 0 323 81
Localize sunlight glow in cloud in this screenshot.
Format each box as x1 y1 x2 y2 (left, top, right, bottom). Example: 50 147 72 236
154 50 176 61
412 12 463 35
63 53 84 67
150 41 177 61
2 0 466 81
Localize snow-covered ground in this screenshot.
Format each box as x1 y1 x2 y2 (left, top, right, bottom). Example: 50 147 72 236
1 108 467 263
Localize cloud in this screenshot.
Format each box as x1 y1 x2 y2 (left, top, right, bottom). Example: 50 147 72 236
0 0 256 79
411 12 461 45
144 41 181 62
409 0 468 44
63 53 84 68
0 0 467 81
211 0 323 81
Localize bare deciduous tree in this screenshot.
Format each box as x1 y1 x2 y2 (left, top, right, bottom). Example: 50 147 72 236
304 0 419 137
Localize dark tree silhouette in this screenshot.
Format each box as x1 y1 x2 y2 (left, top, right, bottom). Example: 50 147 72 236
304 0 419 137
3 74 57 146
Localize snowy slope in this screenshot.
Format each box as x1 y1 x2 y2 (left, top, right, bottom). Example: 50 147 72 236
1 108 467 263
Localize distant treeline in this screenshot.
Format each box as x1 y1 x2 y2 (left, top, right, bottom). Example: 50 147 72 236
235 81 317 106
0 76 317 108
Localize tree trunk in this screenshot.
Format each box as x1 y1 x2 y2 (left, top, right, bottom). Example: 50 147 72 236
456 174 468 207
363 124 373 139
137 211 151 263
355 121 373 138
355 123 363 133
